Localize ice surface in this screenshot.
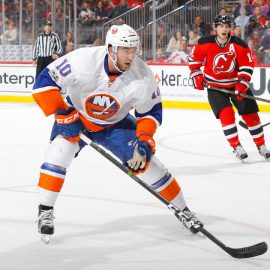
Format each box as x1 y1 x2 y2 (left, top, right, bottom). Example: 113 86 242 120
0 103 269 270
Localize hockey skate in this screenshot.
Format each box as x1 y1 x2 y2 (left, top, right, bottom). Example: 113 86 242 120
257 144 270 159
175 207 203 234
37 205 55 244
233 145 248 160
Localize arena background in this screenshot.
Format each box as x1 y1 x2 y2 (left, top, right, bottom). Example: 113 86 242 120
1 0 270 111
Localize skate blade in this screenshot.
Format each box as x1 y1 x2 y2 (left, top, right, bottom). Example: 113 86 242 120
41 234 51 244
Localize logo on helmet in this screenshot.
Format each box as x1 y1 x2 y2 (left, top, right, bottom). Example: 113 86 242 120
111 27 118 35
214 15 232 26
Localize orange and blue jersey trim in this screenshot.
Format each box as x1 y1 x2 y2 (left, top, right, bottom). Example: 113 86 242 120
135 102 162 126
136 117 158 138
32 88 66 116
32 67 66 116
135 102 162 137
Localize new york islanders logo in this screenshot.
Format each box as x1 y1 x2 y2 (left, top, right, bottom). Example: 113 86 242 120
213 44 236 74
85 94 120 120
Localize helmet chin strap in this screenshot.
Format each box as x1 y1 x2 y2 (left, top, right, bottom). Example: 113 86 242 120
108 50 124 74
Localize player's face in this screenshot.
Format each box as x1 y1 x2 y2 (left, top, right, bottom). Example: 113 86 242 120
44 25 52 34
216 24 231 40
116 46 137 71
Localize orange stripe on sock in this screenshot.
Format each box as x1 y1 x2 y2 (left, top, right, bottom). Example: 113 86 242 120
158 178 181 201
38 172 65 192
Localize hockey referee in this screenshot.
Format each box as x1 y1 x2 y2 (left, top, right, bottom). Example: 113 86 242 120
32 20 62 78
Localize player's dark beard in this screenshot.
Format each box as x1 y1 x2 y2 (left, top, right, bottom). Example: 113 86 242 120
117 57 131 72
120 63 130 71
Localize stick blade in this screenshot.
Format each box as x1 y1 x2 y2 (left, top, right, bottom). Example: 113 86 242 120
226 242 268 259
238 120 248 130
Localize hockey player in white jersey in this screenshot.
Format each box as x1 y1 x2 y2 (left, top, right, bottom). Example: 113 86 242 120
33 24 203 243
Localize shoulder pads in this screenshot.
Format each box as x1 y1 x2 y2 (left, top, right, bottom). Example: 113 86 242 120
230 36 248 48
198 35 216 45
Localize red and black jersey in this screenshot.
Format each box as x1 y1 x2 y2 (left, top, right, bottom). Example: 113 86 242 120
189 35 254 88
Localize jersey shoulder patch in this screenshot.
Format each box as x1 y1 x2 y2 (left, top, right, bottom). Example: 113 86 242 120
198 35 215 45
230 36 248 48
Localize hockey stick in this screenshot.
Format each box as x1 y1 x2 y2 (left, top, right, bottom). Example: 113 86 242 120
239 120 270 130
208 86 270 104
79 132 268 258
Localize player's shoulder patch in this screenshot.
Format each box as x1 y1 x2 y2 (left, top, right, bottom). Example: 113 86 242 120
230 36 248 48
198 35 216 45
48 68 59 82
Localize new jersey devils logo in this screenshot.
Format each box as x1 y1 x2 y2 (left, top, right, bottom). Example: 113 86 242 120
213 51 236 74
85 94 120 120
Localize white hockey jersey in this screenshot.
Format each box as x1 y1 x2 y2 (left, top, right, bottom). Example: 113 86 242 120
32 46 162 130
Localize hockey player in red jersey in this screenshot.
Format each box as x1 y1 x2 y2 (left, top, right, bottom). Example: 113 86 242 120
33 24 203 243
189 15 270 160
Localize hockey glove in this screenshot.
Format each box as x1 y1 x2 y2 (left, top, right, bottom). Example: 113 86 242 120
127 135 155 174
54 107 84 142
235 79 249 101
190 69 206 90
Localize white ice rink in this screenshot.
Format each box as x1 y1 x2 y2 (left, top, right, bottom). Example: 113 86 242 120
0 103 269 270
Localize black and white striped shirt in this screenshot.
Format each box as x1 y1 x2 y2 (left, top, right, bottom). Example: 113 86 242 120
32 32 62 60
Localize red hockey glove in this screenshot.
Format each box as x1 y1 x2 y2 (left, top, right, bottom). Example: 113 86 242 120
190 69 206 90
235 79 249 101
54 107 84 142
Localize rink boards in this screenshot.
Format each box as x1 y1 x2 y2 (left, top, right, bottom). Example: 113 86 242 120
0 63 270 112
